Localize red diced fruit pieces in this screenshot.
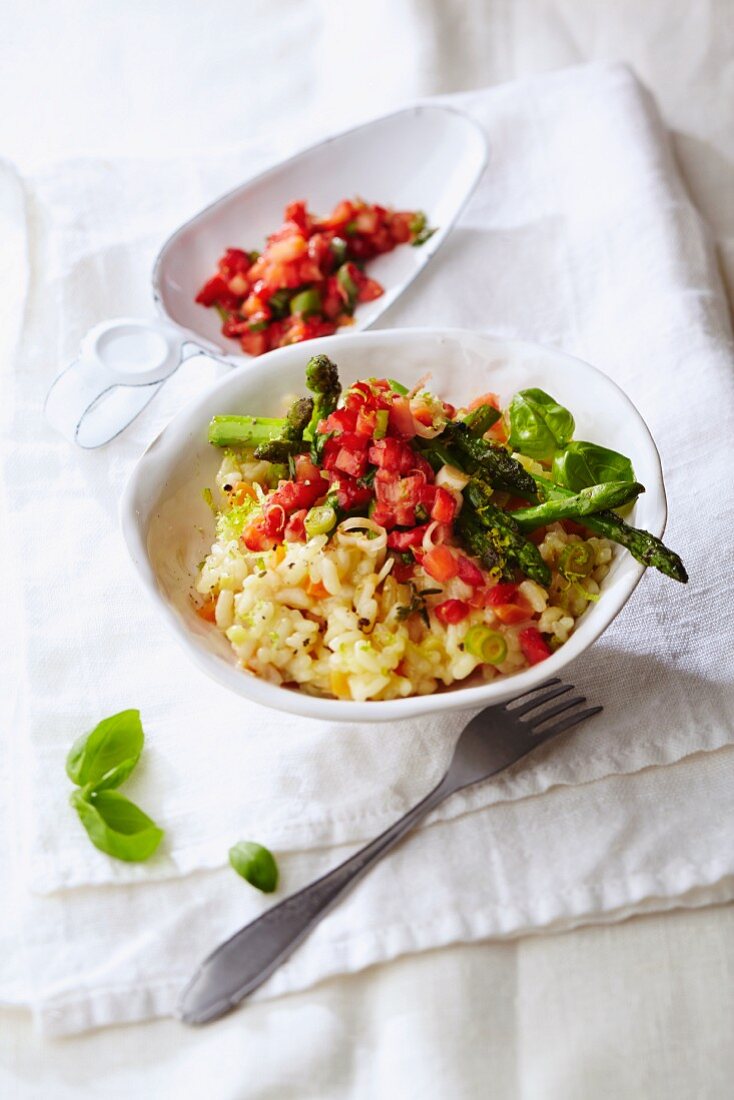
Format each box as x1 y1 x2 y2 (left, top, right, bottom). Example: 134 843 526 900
434 599 470 625
431 487 456 524
195 199 431 355
484 583 519 605
456 555 484 587
519 627 552 665
422 545 458 583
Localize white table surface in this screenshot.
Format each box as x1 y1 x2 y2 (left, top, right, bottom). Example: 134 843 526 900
2 2 733 1096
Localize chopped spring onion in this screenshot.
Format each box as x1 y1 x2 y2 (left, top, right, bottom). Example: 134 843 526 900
558 542 594 580
290 287 323 317
336 264 358 310
387 378 409 395
373 410 390 439
435 463 470 492
330 237 348 264
463 626 508 665
305 504 338 538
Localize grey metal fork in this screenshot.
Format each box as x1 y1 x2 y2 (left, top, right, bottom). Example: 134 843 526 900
179 679 600 1025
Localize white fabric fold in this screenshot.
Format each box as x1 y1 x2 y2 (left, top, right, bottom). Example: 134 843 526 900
2 62 733 1034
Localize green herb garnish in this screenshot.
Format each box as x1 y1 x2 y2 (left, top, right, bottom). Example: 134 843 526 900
506 388 575 461
229 840 279 893
66 710 164 862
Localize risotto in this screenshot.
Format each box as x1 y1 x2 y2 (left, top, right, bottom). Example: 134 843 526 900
191 355 646 702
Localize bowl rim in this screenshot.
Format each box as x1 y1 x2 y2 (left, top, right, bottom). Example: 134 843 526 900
149 103 489 353
120 327 667 723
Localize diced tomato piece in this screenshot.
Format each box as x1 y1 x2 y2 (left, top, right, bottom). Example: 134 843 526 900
519 627 552 665
356 276 383 303
390 211 414 243
408 453 435 482
322 407 358 434
240 330 268 356
394 503 416 527
493 604 529 625
422 545 458 583
369 438 416 474
387 526 429 550
434 599 470 625
355 407 377 436
294 455 322 483
284 200 309 233
241 518 276 551
218 248 252 281
392 558 416 582
371 504 397 529
320 199 355 230
335 431 371 452
456 555 484 587
334 477 373 511
196 274 233 308
307 231 332 267
271 479 325 512
262 506 287 540
285 509 307 542
485 583 519 606
388 396 417 440
334 447 368 478
431 487 457 524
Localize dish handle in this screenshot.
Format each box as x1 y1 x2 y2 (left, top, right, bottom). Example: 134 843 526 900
44 317 220 448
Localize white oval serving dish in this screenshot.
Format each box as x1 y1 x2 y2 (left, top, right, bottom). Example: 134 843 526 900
46 106 487 447
121 328 667 723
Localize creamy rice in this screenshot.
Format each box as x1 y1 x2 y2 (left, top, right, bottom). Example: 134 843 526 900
196 455 614 701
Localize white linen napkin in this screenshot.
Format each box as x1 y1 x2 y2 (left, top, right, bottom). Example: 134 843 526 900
2 62 733 1035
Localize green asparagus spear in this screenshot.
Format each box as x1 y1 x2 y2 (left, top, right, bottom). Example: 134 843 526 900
462 480 551 585
208 415 284 449
461 404 502 437
443 421 537 497
208 397 314 460
254 397 314 460
511 481 645 531
532 474 688 582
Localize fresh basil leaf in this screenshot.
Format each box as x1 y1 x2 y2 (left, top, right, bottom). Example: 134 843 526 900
552 440 635 492
229 840 279 893
507 389 575 461
70 789 164 862
65 709 144 791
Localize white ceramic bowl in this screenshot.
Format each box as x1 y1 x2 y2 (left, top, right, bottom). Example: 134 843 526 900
120 329 667 722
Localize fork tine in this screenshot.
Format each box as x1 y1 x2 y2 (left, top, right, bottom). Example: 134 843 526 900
528 695 586 729
530 705 603 744
511 682 573 717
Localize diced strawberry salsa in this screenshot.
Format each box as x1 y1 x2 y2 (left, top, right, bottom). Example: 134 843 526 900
195 199 434 356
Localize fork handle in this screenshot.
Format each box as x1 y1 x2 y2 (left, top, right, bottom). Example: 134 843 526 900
179 774 453 1024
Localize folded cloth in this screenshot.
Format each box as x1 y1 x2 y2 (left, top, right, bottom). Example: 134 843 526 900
2 62 733 1034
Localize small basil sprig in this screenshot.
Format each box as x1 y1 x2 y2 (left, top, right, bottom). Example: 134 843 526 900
229 840 279 893
552 440 635 492
66 710 164 862
507 388 575 461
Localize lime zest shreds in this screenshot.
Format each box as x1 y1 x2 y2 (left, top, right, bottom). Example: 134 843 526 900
305 504 338 538
463 626 508 665
216 499 259 542
558 542 594 580
202 487 217 513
